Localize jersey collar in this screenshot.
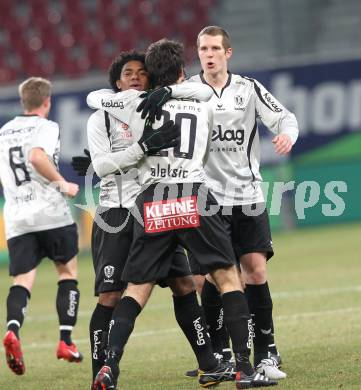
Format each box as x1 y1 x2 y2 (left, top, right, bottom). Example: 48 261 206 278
199 71 232 98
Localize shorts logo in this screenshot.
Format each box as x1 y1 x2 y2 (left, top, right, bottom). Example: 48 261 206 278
104 265 115 283
144 196 200 233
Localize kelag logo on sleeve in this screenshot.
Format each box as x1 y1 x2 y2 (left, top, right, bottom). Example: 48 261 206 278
144 196 200 233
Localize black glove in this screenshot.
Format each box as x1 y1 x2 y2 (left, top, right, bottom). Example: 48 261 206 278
138 119 180 154
136 87 172 122
71 149 92 176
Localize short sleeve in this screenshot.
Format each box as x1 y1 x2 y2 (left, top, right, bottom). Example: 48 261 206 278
31 119 60 156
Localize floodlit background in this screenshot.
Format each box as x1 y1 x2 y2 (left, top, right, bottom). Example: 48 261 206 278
0 2 360 388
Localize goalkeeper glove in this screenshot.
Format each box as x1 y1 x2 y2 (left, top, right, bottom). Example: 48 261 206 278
138 119 180 154
136 87 172 122
71 149 92 176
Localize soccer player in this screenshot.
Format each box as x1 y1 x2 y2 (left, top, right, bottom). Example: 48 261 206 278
0 77 82 375
88 39 277 389
187 25 299 379
81 51 225 384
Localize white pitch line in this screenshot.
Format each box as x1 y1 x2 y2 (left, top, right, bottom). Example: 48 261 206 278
1 328 181 351
275 306 361 321
1 306 360 352
272 285 361 299
24 285 361 323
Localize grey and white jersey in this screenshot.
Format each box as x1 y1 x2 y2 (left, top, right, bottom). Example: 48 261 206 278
87 82 213 188
0 115 73 239
188 73 299 205
87 109 142 208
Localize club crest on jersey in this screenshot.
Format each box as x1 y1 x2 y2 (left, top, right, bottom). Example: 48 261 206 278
234 95 246 111
144 196 200 233
234 95 244 106
104 265 115 283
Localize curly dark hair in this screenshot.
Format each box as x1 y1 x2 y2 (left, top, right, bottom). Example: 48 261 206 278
108 51 146 92
145 39 185 88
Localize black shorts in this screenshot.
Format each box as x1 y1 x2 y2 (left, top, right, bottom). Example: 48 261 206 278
122 183 237 284
222 203 274 260
92 207 133 296
188 204 273 275
157 245 191 288
92 207 192 293
7 223 78 277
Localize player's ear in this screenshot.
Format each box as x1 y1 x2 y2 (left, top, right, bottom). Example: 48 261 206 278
179 68 186 82
116 79 122 90
43 96 51 109
225 47 232 60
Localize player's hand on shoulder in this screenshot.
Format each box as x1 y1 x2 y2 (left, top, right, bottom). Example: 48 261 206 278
136 87 172 122
272 134 292 155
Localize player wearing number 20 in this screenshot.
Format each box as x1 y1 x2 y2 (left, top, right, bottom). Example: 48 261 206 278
88 39 277 389
0 77 82 376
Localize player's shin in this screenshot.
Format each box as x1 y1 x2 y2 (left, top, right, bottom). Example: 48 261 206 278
201 279 230 357
173 291 218 371
245 283 273 365
105 296 142 372
56 279 80 345
6 285 30 338
221 291 254 375
89 304 114 380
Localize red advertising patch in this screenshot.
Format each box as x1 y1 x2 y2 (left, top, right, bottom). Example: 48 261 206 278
144 196 200 233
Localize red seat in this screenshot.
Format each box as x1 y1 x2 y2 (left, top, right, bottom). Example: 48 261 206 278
0 0 217 85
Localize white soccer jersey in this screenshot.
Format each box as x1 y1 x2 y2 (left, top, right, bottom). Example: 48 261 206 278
188 73 299 205
86 83 214 189
87 109 142 208
0 115 74 239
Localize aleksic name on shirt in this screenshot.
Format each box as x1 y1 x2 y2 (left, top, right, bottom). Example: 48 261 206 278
150 163 189 179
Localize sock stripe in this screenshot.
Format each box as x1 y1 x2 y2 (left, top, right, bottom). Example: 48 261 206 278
7 320 21 328
60 325 73 331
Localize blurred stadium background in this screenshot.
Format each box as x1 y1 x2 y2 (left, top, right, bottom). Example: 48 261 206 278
0 0 360 258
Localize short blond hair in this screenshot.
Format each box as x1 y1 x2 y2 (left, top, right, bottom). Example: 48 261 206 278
18 77 52 111
197 25 231 51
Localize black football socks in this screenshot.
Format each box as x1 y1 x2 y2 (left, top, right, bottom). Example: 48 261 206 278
105 296 142 371
222 291 254 375
173 291 217 371
89 303 114 380
201 279 231 357
245 282 273 365
56 279 80 345
6 285 30 338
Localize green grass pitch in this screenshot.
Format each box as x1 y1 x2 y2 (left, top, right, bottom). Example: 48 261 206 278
0 222 360 389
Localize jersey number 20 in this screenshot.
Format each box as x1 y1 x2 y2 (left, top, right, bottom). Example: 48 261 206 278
153 110 197 159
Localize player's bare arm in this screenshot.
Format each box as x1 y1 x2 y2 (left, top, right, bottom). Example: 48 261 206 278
29 147 79 197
